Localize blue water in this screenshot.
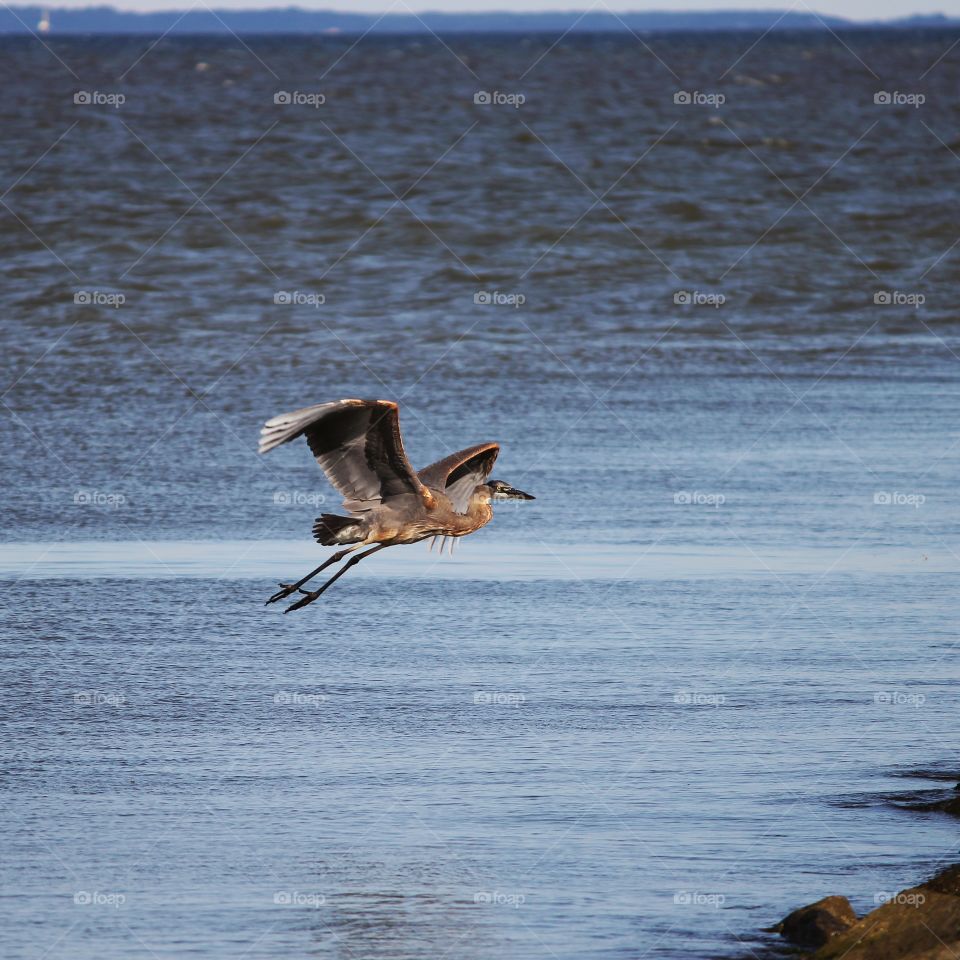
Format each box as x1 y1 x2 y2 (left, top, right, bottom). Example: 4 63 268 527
2 29 960 959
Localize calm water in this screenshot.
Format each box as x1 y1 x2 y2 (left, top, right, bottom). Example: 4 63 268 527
2 30 960 959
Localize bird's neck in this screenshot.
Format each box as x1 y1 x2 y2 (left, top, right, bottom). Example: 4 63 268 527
461 495 493 533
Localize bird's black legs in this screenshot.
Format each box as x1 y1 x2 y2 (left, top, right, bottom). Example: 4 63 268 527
284 543 389 613
265 545 362 605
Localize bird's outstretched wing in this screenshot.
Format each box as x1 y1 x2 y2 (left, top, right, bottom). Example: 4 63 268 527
259 399 429 510
418 442 499 514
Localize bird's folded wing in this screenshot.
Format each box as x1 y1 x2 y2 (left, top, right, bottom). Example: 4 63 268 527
418 442 499 513
259 399 426 507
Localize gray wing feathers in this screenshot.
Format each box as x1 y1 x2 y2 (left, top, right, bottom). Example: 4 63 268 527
259 400 346 454
259 399 424 507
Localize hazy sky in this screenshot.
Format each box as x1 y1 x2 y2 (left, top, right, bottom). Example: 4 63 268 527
44 0 960 22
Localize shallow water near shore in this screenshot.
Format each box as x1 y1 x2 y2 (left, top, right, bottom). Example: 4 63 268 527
3 537 956 580
3 545 959 959
3 27 960 960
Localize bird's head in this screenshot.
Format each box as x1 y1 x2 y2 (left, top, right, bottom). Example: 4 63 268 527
485 478 535 502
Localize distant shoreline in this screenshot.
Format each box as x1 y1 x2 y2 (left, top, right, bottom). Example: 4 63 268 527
5 27 960 37
2 5 958 35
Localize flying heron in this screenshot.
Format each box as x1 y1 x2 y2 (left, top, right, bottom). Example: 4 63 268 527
259 398 534 612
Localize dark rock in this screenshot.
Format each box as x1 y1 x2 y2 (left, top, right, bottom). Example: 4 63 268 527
812 863 960 960
923 865 960 898
884 786 960 817
939 796 960 816
777 895 858 948
890 769 960 783
897 795 960 817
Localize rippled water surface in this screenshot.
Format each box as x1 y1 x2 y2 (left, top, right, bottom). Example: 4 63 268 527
2 30 960 960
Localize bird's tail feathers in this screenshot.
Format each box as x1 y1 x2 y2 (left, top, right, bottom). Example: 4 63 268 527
313 514 364 546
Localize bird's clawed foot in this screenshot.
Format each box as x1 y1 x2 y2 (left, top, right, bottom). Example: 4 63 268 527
283 588 323 613
265 582 298 605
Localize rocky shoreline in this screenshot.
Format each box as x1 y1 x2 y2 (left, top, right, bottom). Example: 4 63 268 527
763 776 959 960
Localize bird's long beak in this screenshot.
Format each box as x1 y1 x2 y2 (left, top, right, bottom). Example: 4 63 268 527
501 485 535 501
